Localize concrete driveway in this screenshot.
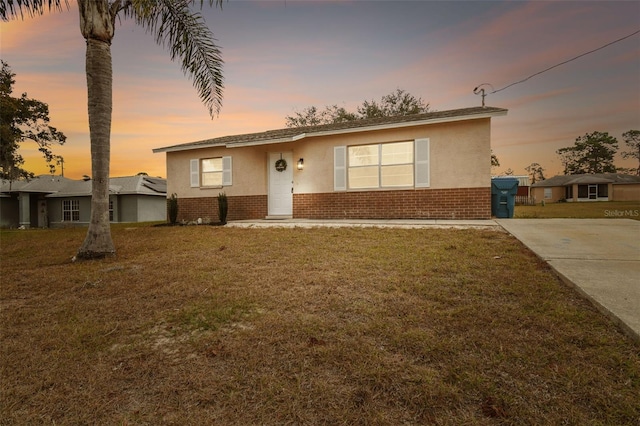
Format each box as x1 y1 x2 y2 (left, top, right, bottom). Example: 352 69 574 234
497 219 640 344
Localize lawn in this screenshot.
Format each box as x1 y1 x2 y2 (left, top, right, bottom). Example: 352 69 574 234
1 225 639 425
515 200 640 220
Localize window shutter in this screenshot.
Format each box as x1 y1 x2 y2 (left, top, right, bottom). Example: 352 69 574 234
190 159 199 188
222 156 232 186
334 146 347 191
415 138 430 188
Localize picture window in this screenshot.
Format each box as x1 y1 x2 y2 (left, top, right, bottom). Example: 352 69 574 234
347 141 414 189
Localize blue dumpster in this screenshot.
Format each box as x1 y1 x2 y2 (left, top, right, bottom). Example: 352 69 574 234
491 177 519 218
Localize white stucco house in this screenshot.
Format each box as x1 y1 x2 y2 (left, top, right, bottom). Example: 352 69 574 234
153 106 507 222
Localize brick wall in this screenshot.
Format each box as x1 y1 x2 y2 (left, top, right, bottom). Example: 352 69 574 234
294 187 491 220
175 195 267 222
173 188 491 221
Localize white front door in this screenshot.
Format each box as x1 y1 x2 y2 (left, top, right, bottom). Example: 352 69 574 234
268 151 293 216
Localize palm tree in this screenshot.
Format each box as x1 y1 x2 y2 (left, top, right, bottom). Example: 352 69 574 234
2 0 224 259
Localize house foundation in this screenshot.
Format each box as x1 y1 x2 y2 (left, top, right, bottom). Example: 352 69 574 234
175 187 491 222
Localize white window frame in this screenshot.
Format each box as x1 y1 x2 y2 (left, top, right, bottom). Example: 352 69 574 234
544 188 552 199
62 199 80 222
201 157 224 187
334 138 429 191
190 156 232 188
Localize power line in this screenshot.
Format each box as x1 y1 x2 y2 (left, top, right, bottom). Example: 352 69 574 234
476 29 640 97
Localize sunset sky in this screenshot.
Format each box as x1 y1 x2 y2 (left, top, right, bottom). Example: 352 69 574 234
1 0 639 180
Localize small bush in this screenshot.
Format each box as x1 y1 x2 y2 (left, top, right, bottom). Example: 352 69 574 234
168 193 178 225
218 192 228 225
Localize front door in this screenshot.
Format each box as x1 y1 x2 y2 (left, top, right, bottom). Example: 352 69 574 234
588 184 598 200
268 151 293 217
37 199 48 228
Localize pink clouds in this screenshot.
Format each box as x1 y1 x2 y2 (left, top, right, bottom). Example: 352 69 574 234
3 1 638 181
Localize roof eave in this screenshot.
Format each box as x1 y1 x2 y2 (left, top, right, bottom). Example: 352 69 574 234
115 191 167 196
226 136 304 148
153 141 227 154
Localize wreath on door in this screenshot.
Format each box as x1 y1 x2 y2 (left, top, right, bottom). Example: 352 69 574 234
275 157 287 172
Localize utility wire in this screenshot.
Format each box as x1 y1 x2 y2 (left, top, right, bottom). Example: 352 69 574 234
487 29 640 95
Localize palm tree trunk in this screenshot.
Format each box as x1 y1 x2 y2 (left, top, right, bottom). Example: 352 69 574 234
76 0 115 259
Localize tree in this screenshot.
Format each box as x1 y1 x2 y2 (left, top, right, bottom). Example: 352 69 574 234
285 88 429 127
621 130 640 175
524 162 545 184
285 105 357 128
556 131 618 175
3 1 224 259
357 88 430 119
0 61 66 181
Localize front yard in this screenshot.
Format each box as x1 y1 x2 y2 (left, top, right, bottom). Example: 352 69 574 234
1 225 638 424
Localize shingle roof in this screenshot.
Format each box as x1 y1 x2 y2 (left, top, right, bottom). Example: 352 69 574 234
153 106 508 153
105 176 167 195
531 173 640 187
1 175 166 197
0 176 74 193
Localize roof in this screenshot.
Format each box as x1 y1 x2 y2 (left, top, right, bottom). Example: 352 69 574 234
531 173 640 187
105 175 167 196
0 176 74 194
153 106 508 153
1 175 166 197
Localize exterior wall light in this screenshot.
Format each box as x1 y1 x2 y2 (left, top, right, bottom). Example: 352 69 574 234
297 158 304 170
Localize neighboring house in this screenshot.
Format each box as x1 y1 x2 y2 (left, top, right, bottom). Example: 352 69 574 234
153 106 507 221
0 175 167 228
513 175 531 198
514 175 533 205
531 173 640 203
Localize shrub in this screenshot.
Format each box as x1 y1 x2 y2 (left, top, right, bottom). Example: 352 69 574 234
218 192 228 225
168 193 178 225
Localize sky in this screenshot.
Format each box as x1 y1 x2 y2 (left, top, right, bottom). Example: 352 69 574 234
1 0 639 180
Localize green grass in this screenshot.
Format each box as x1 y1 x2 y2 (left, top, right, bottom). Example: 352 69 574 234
1 225 639 424
515 200 640 220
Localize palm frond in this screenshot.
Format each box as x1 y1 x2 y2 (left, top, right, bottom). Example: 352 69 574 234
1 0 68 21
125 0 224 118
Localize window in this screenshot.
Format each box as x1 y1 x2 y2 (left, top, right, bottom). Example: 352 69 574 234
544 188 552 199
347 141 414 189
565 185 573 199
578 185 588 199
62 199 80 221
109 199 114 222
201 157 223 187
190 156 232 188
597 184 608 198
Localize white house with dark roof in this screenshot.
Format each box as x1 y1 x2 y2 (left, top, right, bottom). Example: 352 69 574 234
0 175 167 228
153 106 507 222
